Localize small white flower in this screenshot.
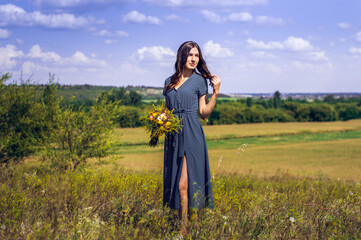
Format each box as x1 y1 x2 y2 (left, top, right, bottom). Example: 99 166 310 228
42 190 45 193
289 217 295 223
222 215 228 220
1 225 5 230
349 191 354 196
337 178 340 181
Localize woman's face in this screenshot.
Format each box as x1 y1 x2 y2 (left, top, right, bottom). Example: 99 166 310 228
184 47 199 71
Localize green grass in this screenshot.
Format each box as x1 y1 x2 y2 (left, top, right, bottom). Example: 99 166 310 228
110 130 361 154
1 165 360 239
206 130 361 149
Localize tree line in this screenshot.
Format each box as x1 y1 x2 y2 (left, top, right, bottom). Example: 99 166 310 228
207 91 361 125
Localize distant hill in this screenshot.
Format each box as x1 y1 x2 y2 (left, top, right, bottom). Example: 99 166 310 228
57 84 231 102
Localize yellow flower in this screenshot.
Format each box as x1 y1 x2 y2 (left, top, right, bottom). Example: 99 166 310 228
165 122 171 128
157 120 163 125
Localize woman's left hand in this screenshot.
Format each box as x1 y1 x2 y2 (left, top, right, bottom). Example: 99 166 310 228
210 75 221 95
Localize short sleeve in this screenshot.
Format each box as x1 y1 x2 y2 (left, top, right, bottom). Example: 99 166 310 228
197 77 208 97
163 77 171 96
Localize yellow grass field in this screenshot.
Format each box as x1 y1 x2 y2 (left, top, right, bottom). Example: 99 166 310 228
101 119 361 181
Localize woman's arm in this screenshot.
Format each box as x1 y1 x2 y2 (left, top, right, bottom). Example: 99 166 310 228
199 75 221 120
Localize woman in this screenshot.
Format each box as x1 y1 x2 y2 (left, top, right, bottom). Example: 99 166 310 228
162 41 221 236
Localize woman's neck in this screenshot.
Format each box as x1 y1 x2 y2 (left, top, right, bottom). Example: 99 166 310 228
181 69 194 79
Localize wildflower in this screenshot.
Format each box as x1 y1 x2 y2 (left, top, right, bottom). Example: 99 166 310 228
349 191 354 196
1 225 5 230
289 217 295 223
42 190 45 193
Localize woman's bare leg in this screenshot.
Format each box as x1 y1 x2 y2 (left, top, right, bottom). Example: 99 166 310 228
178 155 188 236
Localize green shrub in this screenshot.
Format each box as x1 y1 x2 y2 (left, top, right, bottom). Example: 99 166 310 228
0 74 52 162
43 100 118 170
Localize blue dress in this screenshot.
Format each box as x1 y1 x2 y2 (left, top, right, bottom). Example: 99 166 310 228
162 72 214 210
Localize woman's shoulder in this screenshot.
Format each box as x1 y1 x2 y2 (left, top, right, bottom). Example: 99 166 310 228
193 72 207 86
164 76 172 85
193 72 205 80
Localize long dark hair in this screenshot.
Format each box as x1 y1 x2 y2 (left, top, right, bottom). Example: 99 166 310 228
166 41 212 90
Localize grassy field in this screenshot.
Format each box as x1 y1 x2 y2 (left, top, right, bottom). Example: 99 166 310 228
102 119 361 181
1 120 361 239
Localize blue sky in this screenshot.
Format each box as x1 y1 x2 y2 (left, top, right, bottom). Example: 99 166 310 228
1 0 361 93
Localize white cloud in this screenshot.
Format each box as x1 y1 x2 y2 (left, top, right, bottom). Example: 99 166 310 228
200 10 223 23
337 22 350 29
247 36 313 51
28 45 62 62
201 10 253 23
0 4 100 29
30 0 131 9
26 44 106 67
96 30 112 37
349 47 361 54
122 10 162 25
284 36 313 51
144 0 267 7
251 51 275 59
105 39 117 44
22 61 40 74
0 28 10 38
228 12 253 22
95 29 129 38
133 46 175 63
203 40 234 58
355 32 361 42
309 51 328 61
164 14 189 23
115 30 129 37
0 44 24 69
256 16 285 25
247 39 284 50
16 39 24 44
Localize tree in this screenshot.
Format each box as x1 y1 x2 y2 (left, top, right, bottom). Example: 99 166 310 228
246 97 253 107
97 88 142 106
128 90 142 106
273 91 281 108
323 94 336 104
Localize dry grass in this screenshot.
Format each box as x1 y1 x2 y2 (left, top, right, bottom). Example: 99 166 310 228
113 119 361 145
103 120 361 181
97 138 361 181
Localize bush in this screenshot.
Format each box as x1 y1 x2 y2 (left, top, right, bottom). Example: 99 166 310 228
44 100 118 170
0 74 52 162
115 106 142 128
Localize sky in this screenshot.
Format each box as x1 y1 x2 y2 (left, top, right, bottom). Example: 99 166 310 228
1 0 361 93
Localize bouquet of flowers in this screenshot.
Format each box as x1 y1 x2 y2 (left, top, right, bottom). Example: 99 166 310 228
140 103 182 147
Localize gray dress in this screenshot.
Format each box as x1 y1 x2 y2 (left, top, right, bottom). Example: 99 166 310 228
162 72 214 210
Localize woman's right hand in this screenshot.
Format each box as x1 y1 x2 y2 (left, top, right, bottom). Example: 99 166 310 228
210 75 221 95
